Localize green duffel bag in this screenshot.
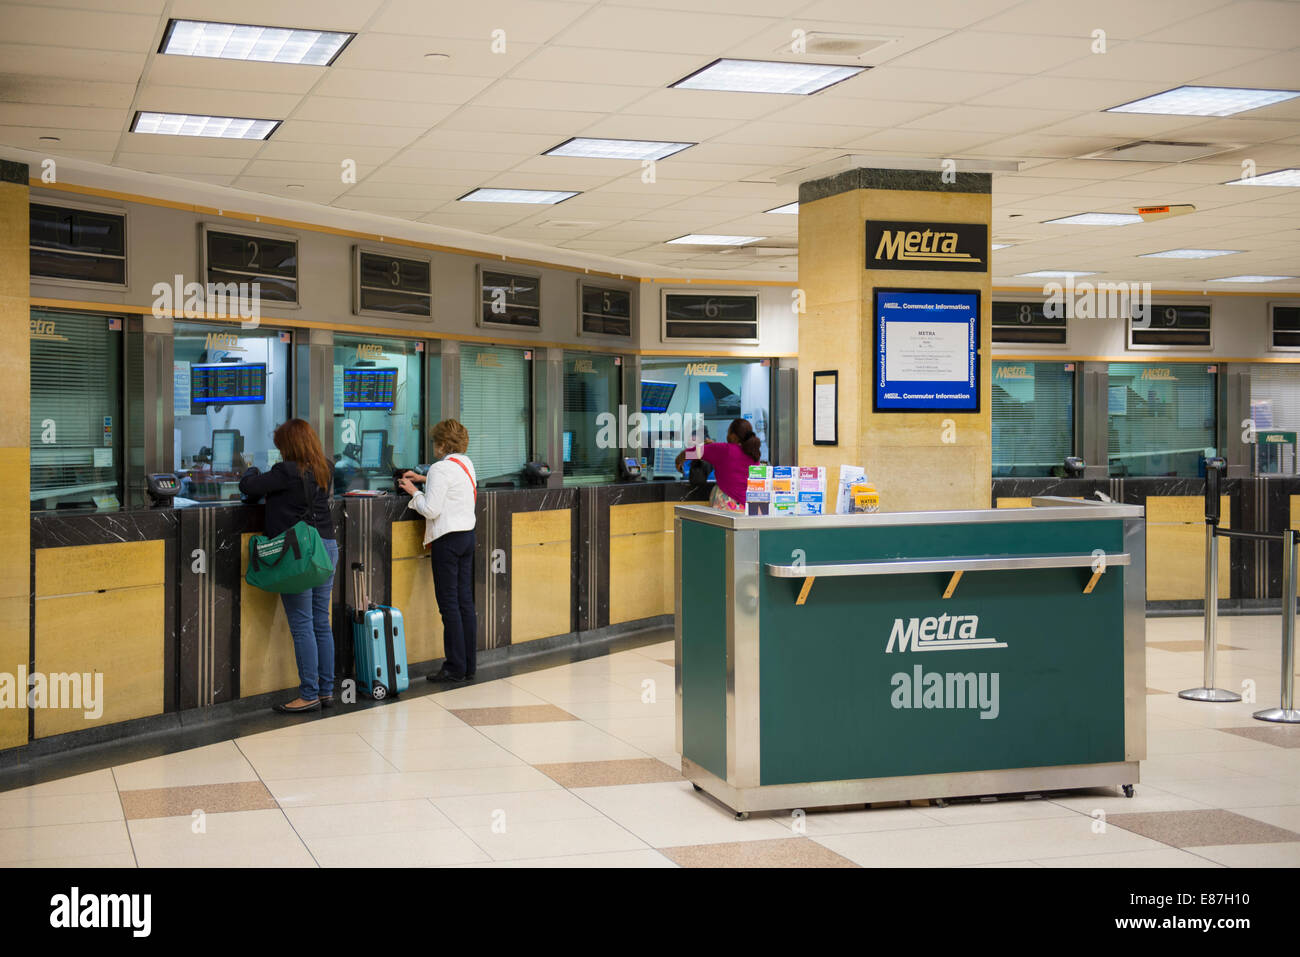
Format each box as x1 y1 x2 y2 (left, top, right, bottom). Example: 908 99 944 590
245 474 334 593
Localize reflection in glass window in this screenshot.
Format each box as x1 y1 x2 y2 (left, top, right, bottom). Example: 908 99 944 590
459 343 531 484
30 309 123 510
1108 362 1216 477
173 322 291 501
563 352 620 484
638 357 771 478
332 335 422 493
991 361 1074 477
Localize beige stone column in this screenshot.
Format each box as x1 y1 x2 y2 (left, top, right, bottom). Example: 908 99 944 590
797 168 992 512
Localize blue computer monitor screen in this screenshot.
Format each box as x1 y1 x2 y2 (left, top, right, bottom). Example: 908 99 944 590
192 364 266 405
563 430 574 463
641 380 676 413
344 368 398 410
361 431 384 470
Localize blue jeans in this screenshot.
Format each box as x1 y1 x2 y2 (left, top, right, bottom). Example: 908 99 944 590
280 538 338 701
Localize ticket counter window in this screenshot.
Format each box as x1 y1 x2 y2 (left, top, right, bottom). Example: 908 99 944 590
563 352 621 484
1108 362 1216 477
1248 365 1300 474
459 344 531 485
991 361 1075 477
332 336 422 493
173 323 291 501
639 357 771 478
30 309 123 511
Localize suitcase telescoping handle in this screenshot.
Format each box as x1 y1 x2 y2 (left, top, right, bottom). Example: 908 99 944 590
351 561 369 623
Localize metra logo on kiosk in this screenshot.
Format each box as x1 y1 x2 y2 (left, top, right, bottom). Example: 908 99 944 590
886 615 1003 720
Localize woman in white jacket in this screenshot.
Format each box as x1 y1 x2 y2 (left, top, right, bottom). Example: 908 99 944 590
398 419 478 682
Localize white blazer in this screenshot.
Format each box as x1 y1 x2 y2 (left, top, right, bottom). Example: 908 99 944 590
407 453 477 546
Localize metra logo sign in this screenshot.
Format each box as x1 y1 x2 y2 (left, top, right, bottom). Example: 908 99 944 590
866 220 988 273
30 319 69 342
684 362 718 375
885 615 1007 653
1141 368 1177 381
205 332 243 351
356 343 384 359
995 365 1031 380
573 358 595 373
476 353 502 367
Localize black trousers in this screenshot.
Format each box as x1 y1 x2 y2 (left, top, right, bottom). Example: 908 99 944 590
431 529 477 677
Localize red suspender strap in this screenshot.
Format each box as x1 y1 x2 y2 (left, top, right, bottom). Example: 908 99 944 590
450 456 477 499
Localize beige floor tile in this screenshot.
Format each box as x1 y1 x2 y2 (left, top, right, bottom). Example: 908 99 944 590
128 809 315 868
812 817 1164 868
504 674 641 705
433 789 605 829
559 699 675 722
0 820 133 864
575 781 795 847
477 720 648 763
651 752 682 771
461 815 649 861
234 731 377 758
112 742 259 790
1155 776 1300 809
1108 808 1300 848
268 765 561 808
1218 725 1300 750
769 804 943 837
1189 842 1300 867
447 705 577 726
914 797 1077 826
0 768 117 798
244 749 398 782
1034 848 1224 868
1147 728 1279 755
1225 805 1300 832
284 705 470 735
376 741 527 773
451 849 678 868
0 789 124 829
2 852 138 868
661 836 858 868
427 681 549 708
1136 753 1251 782
284 799 457 839
564 654 678 676
358 725 493 752
306 828 490 867
960 860 1042 867
1046 783 1213 814
1195 747 1300 781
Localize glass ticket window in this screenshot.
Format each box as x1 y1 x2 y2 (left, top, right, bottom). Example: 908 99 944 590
562 351 621 484
332 335 423 493
173 322 291 502
30 309 123 511
991 361 1075 477
638 356 771 478
1248 365 1300 474
1108 362 1217 478
459 343 532 486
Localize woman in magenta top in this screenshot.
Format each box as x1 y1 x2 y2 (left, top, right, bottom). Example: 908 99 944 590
676 417 762 512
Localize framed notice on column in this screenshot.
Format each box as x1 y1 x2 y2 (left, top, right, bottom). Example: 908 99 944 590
873 287 980 413
813 370 838 446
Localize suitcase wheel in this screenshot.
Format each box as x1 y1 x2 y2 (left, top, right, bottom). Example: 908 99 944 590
372 684 387 700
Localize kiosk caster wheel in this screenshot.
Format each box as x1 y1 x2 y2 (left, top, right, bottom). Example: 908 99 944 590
933 799 948 808
1122 784 1135 798
734 811 749 821
692 783 702 792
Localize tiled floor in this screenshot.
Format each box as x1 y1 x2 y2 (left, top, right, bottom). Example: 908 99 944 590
4 615 1300 867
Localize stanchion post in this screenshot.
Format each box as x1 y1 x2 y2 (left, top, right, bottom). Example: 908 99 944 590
1254 528 1300 723
1180 458 1240 703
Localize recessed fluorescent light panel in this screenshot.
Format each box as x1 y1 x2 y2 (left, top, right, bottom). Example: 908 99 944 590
1141 249 1240 259
1224 168 1300 187
765 202 799 214
1106 86 1300 117
458 188 578 204
544 137 694 161
131 111 279 140
1209 275 1296 283
668 234 764 245
1045 213 1143 226
160 19 354 65
1015 271 1098 278
671 58 865 95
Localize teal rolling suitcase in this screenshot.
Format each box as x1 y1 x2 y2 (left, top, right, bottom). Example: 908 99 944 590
350 562 409 700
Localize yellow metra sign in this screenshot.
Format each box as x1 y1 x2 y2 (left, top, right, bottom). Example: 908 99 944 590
1140 368 1177 381
995 365 1031 379
865 220 988 273
573 358 595 373
476 353 502 368
30 319 69 342
356 343 385 359
684 362 718 375
205 332 243 351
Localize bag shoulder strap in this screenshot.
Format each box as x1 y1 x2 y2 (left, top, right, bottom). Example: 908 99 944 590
294 464 317 522
448 455 477 500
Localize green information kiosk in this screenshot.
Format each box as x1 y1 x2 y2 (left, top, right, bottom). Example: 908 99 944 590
674 498 1146 818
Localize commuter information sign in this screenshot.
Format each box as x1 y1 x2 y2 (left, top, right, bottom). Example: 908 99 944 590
873 288 980 413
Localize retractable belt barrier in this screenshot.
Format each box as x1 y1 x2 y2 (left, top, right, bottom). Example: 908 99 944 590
1180 458 1300 722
